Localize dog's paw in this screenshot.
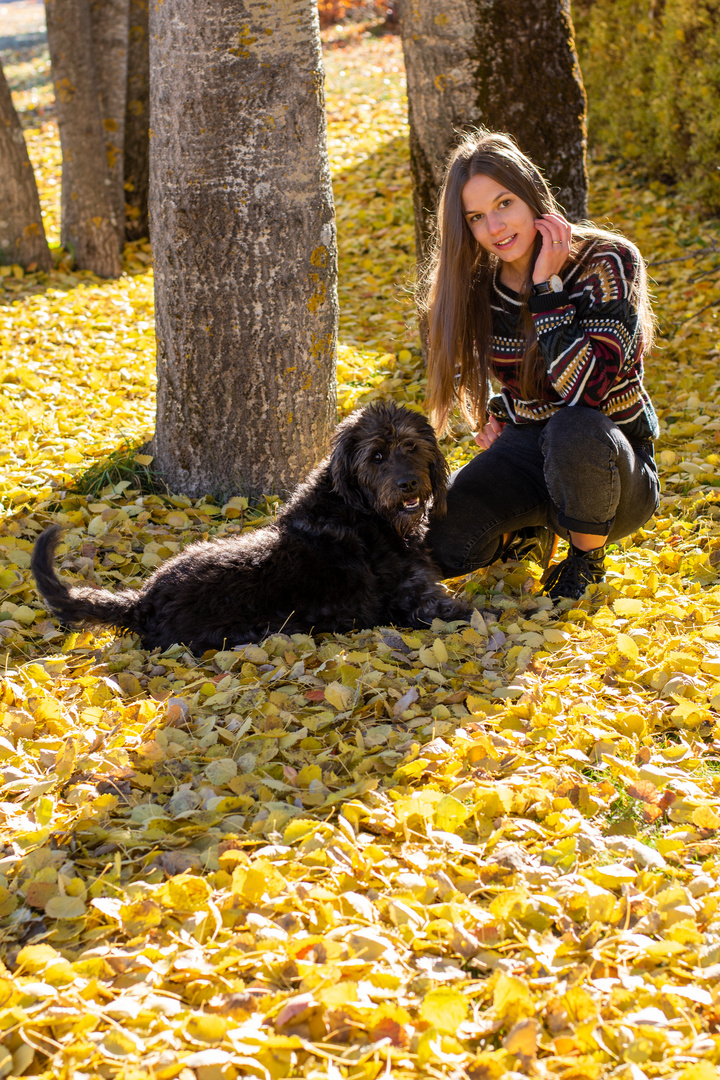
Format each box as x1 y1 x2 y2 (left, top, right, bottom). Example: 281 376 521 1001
442 601 473 622
414 598 472 625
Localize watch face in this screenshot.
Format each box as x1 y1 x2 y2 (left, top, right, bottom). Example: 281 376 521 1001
549 274 563 292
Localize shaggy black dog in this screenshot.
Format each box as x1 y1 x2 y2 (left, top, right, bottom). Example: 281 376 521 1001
32 403 471 653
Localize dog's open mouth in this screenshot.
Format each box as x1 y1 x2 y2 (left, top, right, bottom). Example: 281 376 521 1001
400 498 421 512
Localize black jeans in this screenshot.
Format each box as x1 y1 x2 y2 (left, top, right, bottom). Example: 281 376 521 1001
427 407 660 577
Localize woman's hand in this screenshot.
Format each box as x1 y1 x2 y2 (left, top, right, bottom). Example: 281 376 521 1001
474 415 505 449
532 212 572 285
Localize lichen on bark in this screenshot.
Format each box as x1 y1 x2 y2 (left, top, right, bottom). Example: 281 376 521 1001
0 61 52 271
88 0 129 250
149 0 338 499
45 0 122 278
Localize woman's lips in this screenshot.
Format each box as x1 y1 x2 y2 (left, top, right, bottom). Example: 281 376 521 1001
495 234 517 250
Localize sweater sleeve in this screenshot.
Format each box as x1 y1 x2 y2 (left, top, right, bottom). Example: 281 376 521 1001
527 246 641 408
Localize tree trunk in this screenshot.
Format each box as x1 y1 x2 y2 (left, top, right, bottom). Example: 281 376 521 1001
45 0 122 278
124 0 149 242
398 0 587 260
88 0 129 250
0 62 52 270
149 0 338 500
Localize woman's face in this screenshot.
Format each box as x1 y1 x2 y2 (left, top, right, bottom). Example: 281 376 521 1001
461 173 538 280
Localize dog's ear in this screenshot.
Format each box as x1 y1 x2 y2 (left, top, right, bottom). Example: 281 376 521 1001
330 418 368 511
428 439 449 517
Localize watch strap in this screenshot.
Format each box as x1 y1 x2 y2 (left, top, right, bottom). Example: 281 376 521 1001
532 274 563 296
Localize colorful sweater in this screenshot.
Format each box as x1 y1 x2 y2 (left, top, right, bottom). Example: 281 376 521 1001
486 240 659 444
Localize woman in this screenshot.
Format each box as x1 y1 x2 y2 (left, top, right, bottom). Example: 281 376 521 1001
422 130 659 600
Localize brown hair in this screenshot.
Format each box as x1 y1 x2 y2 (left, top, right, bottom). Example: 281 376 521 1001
420 129 655 433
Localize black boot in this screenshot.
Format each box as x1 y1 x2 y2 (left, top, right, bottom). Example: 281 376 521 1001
502 526 559 569
542 542 606 601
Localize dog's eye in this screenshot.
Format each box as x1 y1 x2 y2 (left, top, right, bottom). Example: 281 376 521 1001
372 451 384 463
404 442 416 453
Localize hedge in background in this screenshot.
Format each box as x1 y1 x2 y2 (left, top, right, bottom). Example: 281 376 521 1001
573 0 720 213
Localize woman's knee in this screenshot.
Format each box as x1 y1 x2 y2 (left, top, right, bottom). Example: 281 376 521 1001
539 407 623 467
542 407 616 446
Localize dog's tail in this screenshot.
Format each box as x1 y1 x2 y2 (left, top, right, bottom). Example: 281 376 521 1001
32 524 140 633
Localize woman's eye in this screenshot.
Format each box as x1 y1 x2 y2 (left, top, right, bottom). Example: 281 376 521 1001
499 199 512 208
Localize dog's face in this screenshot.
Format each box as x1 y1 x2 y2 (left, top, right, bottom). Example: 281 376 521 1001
330 403 448 533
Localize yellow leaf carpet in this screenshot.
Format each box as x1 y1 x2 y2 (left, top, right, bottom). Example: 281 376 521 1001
1 26 720 1080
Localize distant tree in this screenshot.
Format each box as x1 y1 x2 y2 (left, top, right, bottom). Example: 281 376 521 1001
88 0 130 249
124 0 149 241
149 0 338 499
45 0 121 277
397 0 588 260
0 61 52 270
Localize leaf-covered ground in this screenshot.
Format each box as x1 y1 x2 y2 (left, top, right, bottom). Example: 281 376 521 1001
2 25 720 1080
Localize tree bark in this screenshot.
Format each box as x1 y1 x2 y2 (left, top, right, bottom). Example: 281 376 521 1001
398 0 588 260
45 0 122 278
0 61 52 270
124 0 149 242
88 0 129 250
149 0 338 500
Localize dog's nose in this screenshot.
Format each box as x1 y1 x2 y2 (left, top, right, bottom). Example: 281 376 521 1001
397 477 419 494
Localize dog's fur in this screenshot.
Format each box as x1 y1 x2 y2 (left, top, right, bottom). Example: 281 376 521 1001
32 403 471 653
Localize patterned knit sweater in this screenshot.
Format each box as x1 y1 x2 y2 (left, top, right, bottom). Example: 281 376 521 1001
487 240 659 444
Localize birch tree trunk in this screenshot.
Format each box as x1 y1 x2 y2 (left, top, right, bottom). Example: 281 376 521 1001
124 0 149 242
149 0 338 499
0 62 52 271
88 0 129 249
398 0 588 260
45 0 121 278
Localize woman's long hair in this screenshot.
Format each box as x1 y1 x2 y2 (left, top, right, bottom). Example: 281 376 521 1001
420 129 655 433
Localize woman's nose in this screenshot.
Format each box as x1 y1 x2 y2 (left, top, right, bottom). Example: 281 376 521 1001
487 212 505 236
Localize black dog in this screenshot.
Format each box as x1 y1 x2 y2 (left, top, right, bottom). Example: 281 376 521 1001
32 403 471 653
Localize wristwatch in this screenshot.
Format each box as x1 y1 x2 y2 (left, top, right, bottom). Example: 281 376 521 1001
532 274 564 296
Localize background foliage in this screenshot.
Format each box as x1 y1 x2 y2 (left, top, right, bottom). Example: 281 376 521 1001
318 1 393 29
573 0 720 213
